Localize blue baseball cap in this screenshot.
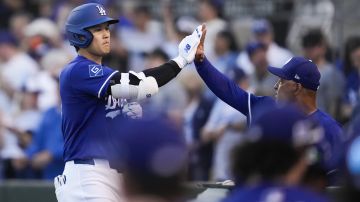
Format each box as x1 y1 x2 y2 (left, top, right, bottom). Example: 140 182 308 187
246 105 323 148
252 19 271 34
0 31 18 46
268 57 321 91
245 41 267 56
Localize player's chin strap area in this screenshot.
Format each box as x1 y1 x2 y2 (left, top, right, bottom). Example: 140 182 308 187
110 71 159 101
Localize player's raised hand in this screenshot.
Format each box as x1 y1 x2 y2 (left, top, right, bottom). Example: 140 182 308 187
172 24 204 68
195 24 207 62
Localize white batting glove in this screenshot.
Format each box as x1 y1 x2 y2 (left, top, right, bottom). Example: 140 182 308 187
172 25 203 68
123 102 143 119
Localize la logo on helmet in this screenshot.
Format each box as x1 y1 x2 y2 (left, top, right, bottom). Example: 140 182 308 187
96 5 106 16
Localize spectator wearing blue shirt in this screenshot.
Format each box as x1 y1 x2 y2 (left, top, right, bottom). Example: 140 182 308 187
26 105 63 180
194 26 344 190
341 36 360 122
25 77 64 180
223 106 330 202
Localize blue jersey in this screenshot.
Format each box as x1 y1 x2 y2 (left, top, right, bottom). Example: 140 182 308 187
223 183 329 202
60 55 124 162
194 58 344 171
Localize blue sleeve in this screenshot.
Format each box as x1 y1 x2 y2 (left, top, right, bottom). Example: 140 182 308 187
194 58 276 125
70 62 118 98
45 130 64 161
195 58 250 116
26 113 47 158
26 136 41 158
44 110 64 161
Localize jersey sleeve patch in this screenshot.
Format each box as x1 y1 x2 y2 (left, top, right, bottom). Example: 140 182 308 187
88 65 104 77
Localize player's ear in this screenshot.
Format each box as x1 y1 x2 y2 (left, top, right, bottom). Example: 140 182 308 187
294 83 302 95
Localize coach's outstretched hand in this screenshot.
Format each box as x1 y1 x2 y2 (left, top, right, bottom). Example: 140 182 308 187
172 24 206 68
195 24 207 62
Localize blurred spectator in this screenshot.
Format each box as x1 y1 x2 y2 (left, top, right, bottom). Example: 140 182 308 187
161 0 199 58
287 0 335 55
54 0 86 33
0 31 39 94
237 19 292 75
210 30 239 74
301 29 345 120
112 117 188 202
339 132 360 202
141 48 186 128
341 36 360 122
37 49 72 110
9 12 32 44
0 0 28 29
118 4 163 71
1 77 42 179
224 106 329 202
24 18 63 61
25 78 64 180
247 41 278 96
201 68 248 181
180 69 214 181
197 0 227 60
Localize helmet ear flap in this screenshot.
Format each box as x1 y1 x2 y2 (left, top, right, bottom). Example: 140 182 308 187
67 28 93 48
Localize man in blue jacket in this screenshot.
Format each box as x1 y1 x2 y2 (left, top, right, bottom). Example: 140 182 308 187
194 25 343 188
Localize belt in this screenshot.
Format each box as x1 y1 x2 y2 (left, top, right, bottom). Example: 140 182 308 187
73 159 122 173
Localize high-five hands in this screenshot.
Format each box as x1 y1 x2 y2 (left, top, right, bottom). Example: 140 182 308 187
195 24 207 62
172 24 207 68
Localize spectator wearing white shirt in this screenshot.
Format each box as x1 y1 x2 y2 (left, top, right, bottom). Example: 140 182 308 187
237 19 293 75
201 68 249 180
0 31 39 94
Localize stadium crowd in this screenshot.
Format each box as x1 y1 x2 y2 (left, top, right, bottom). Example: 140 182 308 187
1 0 360 201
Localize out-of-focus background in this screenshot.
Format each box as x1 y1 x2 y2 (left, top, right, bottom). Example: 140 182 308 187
0 0 360 201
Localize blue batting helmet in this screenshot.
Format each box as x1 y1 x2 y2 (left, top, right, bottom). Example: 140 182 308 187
65 3 119 48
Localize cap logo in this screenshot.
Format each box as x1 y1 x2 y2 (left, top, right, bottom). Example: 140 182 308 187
96 5 106 16
294 74 300 80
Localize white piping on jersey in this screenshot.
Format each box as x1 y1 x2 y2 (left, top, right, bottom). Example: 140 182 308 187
98 70 119 98
248 92 252 125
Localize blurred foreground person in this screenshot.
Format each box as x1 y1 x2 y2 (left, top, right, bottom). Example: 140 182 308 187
224 106 330 202
338 129 360 202
112 117 188 202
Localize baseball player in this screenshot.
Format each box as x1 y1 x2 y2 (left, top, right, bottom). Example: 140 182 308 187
54 3 204 202
194 27 343 188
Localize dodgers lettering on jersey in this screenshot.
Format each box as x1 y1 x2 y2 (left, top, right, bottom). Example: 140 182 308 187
60 55 125 162
194 58 344 171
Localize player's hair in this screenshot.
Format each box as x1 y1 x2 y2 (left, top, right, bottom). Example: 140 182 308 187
301 29 326 48
231 141 306 183
216 30 239 52
146 48 169 61
344 36 360 76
